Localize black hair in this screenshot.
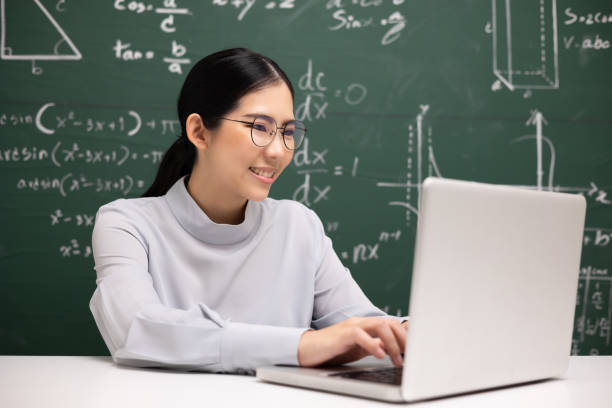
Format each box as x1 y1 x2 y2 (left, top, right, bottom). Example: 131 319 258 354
142 48 295 197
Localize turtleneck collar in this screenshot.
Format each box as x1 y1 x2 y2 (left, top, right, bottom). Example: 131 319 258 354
164 176 261 245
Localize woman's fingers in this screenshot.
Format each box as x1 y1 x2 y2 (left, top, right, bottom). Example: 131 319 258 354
351 318 406 366
390 321 407 354
352 327 386 359
372 323 404 366
298 317 410 368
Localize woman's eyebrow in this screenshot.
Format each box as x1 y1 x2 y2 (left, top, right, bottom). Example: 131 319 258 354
242 113 296 126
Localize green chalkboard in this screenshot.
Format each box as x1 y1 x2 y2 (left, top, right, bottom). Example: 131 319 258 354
1 0 611 356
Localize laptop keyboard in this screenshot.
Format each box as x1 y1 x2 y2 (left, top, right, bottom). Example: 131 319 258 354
329 367 403 385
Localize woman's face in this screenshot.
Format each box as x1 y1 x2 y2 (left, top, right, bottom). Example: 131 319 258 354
201 81 295 203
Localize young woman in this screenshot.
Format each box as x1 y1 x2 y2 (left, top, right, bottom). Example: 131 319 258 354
90 48 408 373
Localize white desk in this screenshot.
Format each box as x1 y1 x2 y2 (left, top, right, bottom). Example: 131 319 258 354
0 356 610 407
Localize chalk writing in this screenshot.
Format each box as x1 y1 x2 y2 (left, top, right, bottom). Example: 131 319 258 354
114 0 154 13
351 242 379 264
113 0 191 32
292 173 331 207
31 103 142 136
564 8 612 25
583 228 612 248
379 230 401 242
164 40 191 74
113 0 192 73
562 7 612 51
50 210 95 227
113 39 155 61
382 305 405 318
337 230 404 266
573 266 611 355
562 35 611 51
2 104 182 137
587 182 611 206
0 146 49 162
0 113 34 126
295 59 367 122
290 138 361 207
113 37 192 73
326 221 339 232
59 239 92 258
16 174 145 197
211 0 295 21
0 143 163 167
326 0 406 46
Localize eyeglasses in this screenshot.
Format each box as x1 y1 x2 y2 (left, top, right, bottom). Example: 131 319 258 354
220 115 306 151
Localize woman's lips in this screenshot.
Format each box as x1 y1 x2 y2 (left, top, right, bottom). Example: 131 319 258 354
249 167 275 184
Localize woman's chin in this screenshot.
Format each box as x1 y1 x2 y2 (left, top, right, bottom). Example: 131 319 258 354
246 188 271 202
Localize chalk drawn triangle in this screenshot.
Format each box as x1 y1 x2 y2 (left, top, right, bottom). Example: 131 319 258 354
1 0 82 61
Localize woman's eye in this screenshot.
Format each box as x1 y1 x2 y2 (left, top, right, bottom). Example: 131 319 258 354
252 123 267 131
283 129 294 137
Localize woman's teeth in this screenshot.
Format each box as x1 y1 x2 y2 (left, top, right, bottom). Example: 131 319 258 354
250 167 274 178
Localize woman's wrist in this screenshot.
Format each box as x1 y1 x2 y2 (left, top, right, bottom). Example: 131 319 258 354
297 329 316 367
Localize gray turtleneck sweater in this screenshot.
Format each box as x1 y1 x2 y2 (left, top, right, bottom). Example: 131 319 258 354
89 176 395 373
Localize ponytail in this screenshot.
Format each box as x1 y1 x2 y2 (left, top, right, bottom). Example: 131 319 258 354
141 135 195 197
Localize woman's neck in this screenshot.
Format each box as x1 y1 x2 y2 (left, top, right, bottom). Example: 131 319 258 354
185 173 247 225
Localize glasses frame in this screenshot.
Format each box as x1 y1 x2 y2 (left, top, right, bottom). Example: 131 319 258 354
220 115 307 151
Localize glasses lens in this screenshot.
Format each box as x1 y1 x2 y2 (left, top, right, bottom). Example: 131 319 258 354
251 116 275 147
283 121 306 150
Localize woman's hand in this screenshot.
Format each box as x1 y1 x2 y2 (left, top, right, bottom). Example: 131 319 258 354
297 317 408 368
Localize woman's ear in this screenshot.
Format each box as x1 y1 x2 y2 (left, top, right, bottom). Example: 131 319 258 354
185 113 209 150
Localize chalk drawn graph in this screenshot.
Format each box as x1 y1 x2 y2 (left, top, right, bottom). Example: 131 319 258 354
375 104 442 226
0 0 81 74
492 0 559 93
375 107 577 227
513 110 555 191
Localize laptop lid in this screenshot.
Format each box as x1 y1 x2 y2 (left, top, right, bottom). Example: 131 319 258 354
401 177 586 400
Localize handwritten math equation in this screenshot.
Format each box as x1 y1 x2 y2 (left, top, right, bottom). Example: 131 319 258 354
0 104 180 137
573 265 611 355
1 142 163 167
113 0 192 74
5 0 410 77
59 238 92 259
212 0 407 46
295 59 368 122
326 0 406 46
16 173 145 197
289 136 361 207
212 0 297 21
50 209 95 227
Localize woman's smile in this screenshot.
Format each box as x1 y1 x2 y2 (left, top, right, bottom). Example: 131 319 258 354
249 166 276 184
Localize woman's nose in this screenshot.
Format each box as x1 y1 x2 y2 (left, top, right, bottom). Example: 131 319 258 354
264 131 287 157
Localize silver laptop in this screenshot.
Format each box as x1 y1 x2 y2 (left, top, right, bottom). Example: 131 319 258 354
257 177 586 402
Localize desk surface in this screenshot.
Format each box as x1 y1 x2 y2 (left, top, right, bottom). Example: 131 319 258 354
0 356 610 407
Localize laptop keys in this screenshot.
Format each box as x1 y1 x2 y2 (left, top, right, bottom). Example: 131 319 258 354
329 367 403 385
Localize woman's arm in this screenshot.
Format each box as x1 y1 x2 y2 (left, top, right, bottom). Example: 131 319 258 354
299 208 409 367
310 236 397 327
90 205 307 372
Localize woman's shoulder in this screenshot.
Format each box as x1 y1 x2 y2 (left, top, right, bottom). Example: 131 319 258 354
260 197 311 216
259 198 323 231
95 195 168 227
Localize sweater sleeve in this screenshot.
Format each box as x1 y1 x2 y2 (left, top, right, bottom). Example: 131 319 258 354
306 209 408 329
89 205 307 373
